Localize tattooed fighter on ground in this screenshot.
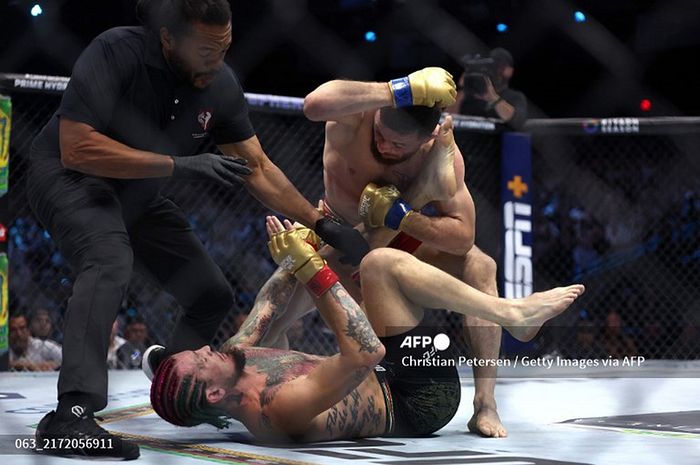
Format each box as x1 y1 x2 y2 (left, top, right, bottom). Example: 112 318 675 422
149 217 584 442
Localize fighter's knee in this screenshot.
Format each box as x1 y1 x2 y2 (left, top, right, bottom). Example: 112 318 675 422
360 248 386 274
476 253 498 279
360 248 405 276
464 249 498 286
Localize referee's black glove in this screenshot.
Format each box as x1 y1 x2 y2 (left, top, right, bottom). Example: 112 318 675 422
172 153 252 188
314 217 370 266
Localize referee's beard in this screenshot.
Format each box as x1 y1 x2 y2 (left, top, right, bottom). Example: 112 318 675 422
165 50 221 89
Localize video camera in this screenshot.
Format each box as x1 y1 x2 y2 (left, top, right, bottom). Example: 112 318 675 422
460 54 499 96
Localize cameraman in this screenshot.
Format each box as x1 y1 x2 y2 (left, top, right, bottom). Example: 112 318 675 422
447 48 527 130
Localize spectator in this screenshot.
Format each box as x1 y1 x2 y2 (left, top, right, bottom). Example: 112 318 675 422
601 310 638 358
123 315 150 353
572 221 601 273
29 308 59 342
447 47 528 129
639 318 665 359
562 319 606 359
668 310 700 360
9 313 62 371
116 343 143 370
117 314 157 369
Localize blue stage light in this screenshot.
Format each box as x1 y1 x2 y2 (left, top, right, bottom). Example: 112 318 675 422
496 23 508 33
574 11 586 23
364 31 377 42
31 4 43 17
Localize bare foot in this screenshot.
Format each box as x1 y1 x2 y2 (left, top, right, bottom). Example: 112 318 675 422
506 285 585 342
404 115 457 208
468 402 508 438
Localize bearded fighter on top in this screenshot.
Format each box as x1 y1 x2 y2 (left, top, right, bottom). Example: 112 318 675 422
145 67 508 438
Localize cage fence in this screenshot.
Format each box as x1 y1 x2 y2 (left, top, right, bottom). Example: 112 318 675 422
2 79 698 366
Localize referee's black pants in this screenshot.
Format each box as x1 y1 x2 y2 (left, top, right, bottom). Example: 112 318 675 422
27 157 234 410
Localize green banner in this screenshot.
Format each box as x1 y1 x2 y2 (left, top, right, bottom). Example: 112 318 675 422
0 253 7 355
0 95 8 364
0 95 9 197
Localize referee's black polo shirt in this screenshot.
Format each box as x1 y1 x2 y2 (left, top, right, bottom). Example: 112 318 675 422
32 26 255 204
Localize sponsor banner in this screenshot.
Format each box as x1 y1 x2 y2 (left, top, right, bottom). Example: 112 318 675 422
500 133 533 354
0 96 7 368
582 117 640 134
0 74 69 93
0 253 7 358
0 96 9 197
501 132 533 299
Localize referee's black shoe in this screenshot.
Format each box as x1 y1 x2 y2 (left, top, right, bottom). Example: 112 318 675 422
35 410 139 460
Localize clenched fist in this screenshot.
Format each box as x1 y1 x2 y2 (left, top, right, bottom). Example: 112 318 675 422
388 67 457 108
358 183 413 230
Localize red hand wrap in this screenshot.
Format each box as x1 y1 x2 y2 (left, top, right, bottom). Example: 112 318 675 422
306 264 339 297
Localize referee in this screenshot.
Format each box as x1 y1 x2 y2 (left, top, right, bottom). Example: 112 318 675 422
28 0 368 458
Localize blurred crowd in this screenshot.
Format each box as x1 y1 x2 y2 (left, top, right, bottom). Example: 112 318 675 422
534 179 700 359
9 309 153 371
7 205 341 372
5 62 700 368
8 181 699 372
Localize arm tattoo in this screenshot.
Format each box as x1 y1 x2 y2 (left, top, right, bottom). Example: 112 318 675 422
329 283 382 354
223 270 296 348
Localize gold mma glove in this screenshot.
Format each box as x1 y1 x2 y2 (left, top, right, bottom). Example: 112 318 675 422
268 228 338 297
358 183 414 230
388 67 457 108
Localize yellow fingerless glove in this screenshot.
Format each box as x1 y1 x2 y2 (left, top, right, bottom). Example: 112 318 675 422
268 228 338 297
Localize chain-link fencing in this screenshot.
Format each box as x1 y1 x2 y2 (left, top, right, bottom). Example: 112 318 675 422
2 77 699 367
0 81 502 360
529 120 700 360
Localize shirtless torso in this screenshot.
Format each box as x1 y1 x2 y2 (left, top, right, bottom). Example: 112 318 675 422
220 345 387 442
322 110 473 234
324 111 430 224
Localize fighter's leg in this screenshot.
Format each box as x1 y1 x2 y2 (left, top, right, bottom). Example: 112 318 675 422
457 247 505 437
461 247 505 437
413 244 505 436
360 248 584 340
360 251 426 336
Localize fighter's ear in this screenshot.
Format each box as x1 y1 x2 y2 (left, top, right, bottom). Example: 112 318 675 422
160 27 175 51
205 386 226 404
